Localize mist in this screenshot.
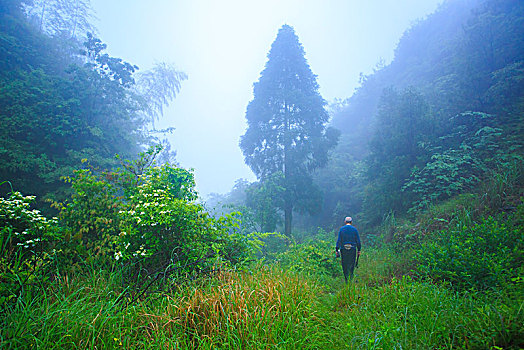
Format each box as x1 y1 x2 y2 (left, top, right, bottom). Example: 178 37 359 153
90 0 442 197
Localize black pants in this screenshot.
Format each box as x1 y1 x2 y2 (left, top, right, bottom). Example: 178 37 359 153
341 248 357 283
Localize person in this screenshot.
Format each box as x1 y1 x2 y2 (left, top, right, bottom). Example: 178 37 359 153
336 216 361 283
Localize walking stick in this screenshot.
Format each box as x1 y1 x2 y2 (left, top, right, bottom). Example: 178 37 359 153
355 251 360 268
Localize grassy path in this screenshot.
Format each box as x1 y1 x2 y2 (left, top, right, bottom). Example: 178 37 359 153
1 251 522 349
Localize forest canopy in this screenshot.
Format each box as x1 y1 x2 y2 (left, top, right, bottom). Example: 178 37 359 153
0 0 185 207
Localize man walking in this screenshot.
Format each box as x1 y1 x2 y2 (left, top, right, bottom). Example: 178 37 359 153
336 216 361 283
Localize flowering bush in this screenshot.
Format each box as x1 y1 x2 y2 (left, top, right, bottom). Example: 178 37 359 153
117 170 201 262
0 191 60 304
54 146 254 287
0 191 59 257
116 163 252 283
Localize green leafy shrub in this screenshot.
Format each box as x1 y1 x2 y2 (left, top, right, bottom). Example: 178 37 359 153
403 112 522 213
274 238 339 278
116 163 253 280
53 166 122 266
414 212 523 291
53 146 255 288
0 191 60 305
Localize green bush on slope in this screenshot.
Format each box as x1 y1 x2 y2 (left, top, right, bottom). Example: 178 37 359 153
414 208 524 291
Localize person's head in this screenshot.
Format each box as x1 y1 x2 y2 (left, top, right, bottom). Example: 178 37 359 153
344 216 353 224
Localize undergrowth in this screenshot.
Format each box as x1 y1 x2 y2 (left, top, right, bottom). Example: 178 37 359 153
2 252 522 349
1 266 332 349
1 166 522 349
331 276 523 349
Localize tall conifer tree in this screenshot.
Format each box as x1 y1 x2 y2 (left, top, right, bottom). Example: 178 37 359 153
240 25 339 235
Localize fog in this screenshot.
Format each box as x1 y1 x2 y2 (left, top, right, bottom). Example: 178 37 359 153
90 0 442 197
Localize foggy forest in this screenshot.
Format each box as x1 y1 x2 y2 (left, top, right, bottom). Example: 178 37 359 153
1 0 523 348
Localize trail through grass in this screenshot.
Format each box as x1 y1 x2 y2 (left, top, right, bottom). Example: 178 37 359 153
1 250 522 349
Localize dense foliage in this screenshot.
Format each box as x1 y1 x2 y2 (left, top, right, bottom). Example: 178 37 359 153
215 0 524 237
0 189 60 305
415 209 523 291
0 147 256 313
307 0 524 230
61 148 253 282
0 0 186 207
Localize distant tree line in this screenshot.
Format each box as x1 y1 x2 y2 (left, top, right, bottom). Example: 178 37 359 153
211 0 524 235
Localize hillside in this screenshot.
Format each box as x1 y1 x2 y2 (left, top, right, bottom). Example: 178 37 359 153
313 0 524 229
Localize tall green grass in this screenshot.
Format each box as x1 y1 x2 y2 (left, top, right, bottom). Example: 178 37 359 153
2 258 522 349
2 192 523 349
330 277 523 349
1 266 333 349
144 266 333 349
1 270 130 349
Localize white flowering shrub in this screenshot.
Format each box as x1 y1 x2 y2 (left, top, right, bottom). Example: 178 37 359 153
55 146 253 286
0 191 60 304
116 163 252 282
0 191 59 254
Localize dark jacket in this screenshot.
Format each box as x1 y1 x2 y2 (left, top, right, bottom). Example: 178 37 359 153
336 224 361 252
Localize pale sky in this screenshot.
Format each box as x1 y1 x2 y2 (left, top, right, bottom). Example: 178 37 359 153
90 0 442 197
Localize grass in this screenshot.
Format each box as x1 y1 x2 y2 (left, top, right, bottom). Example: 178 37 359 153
1 266 332 349
2 252 522 349
139 266 329 349
330 277 523 349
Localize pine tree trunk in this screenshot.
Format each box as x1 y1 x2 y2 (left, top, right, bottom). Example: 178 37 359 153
283 101 292 236
284 202 292 236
